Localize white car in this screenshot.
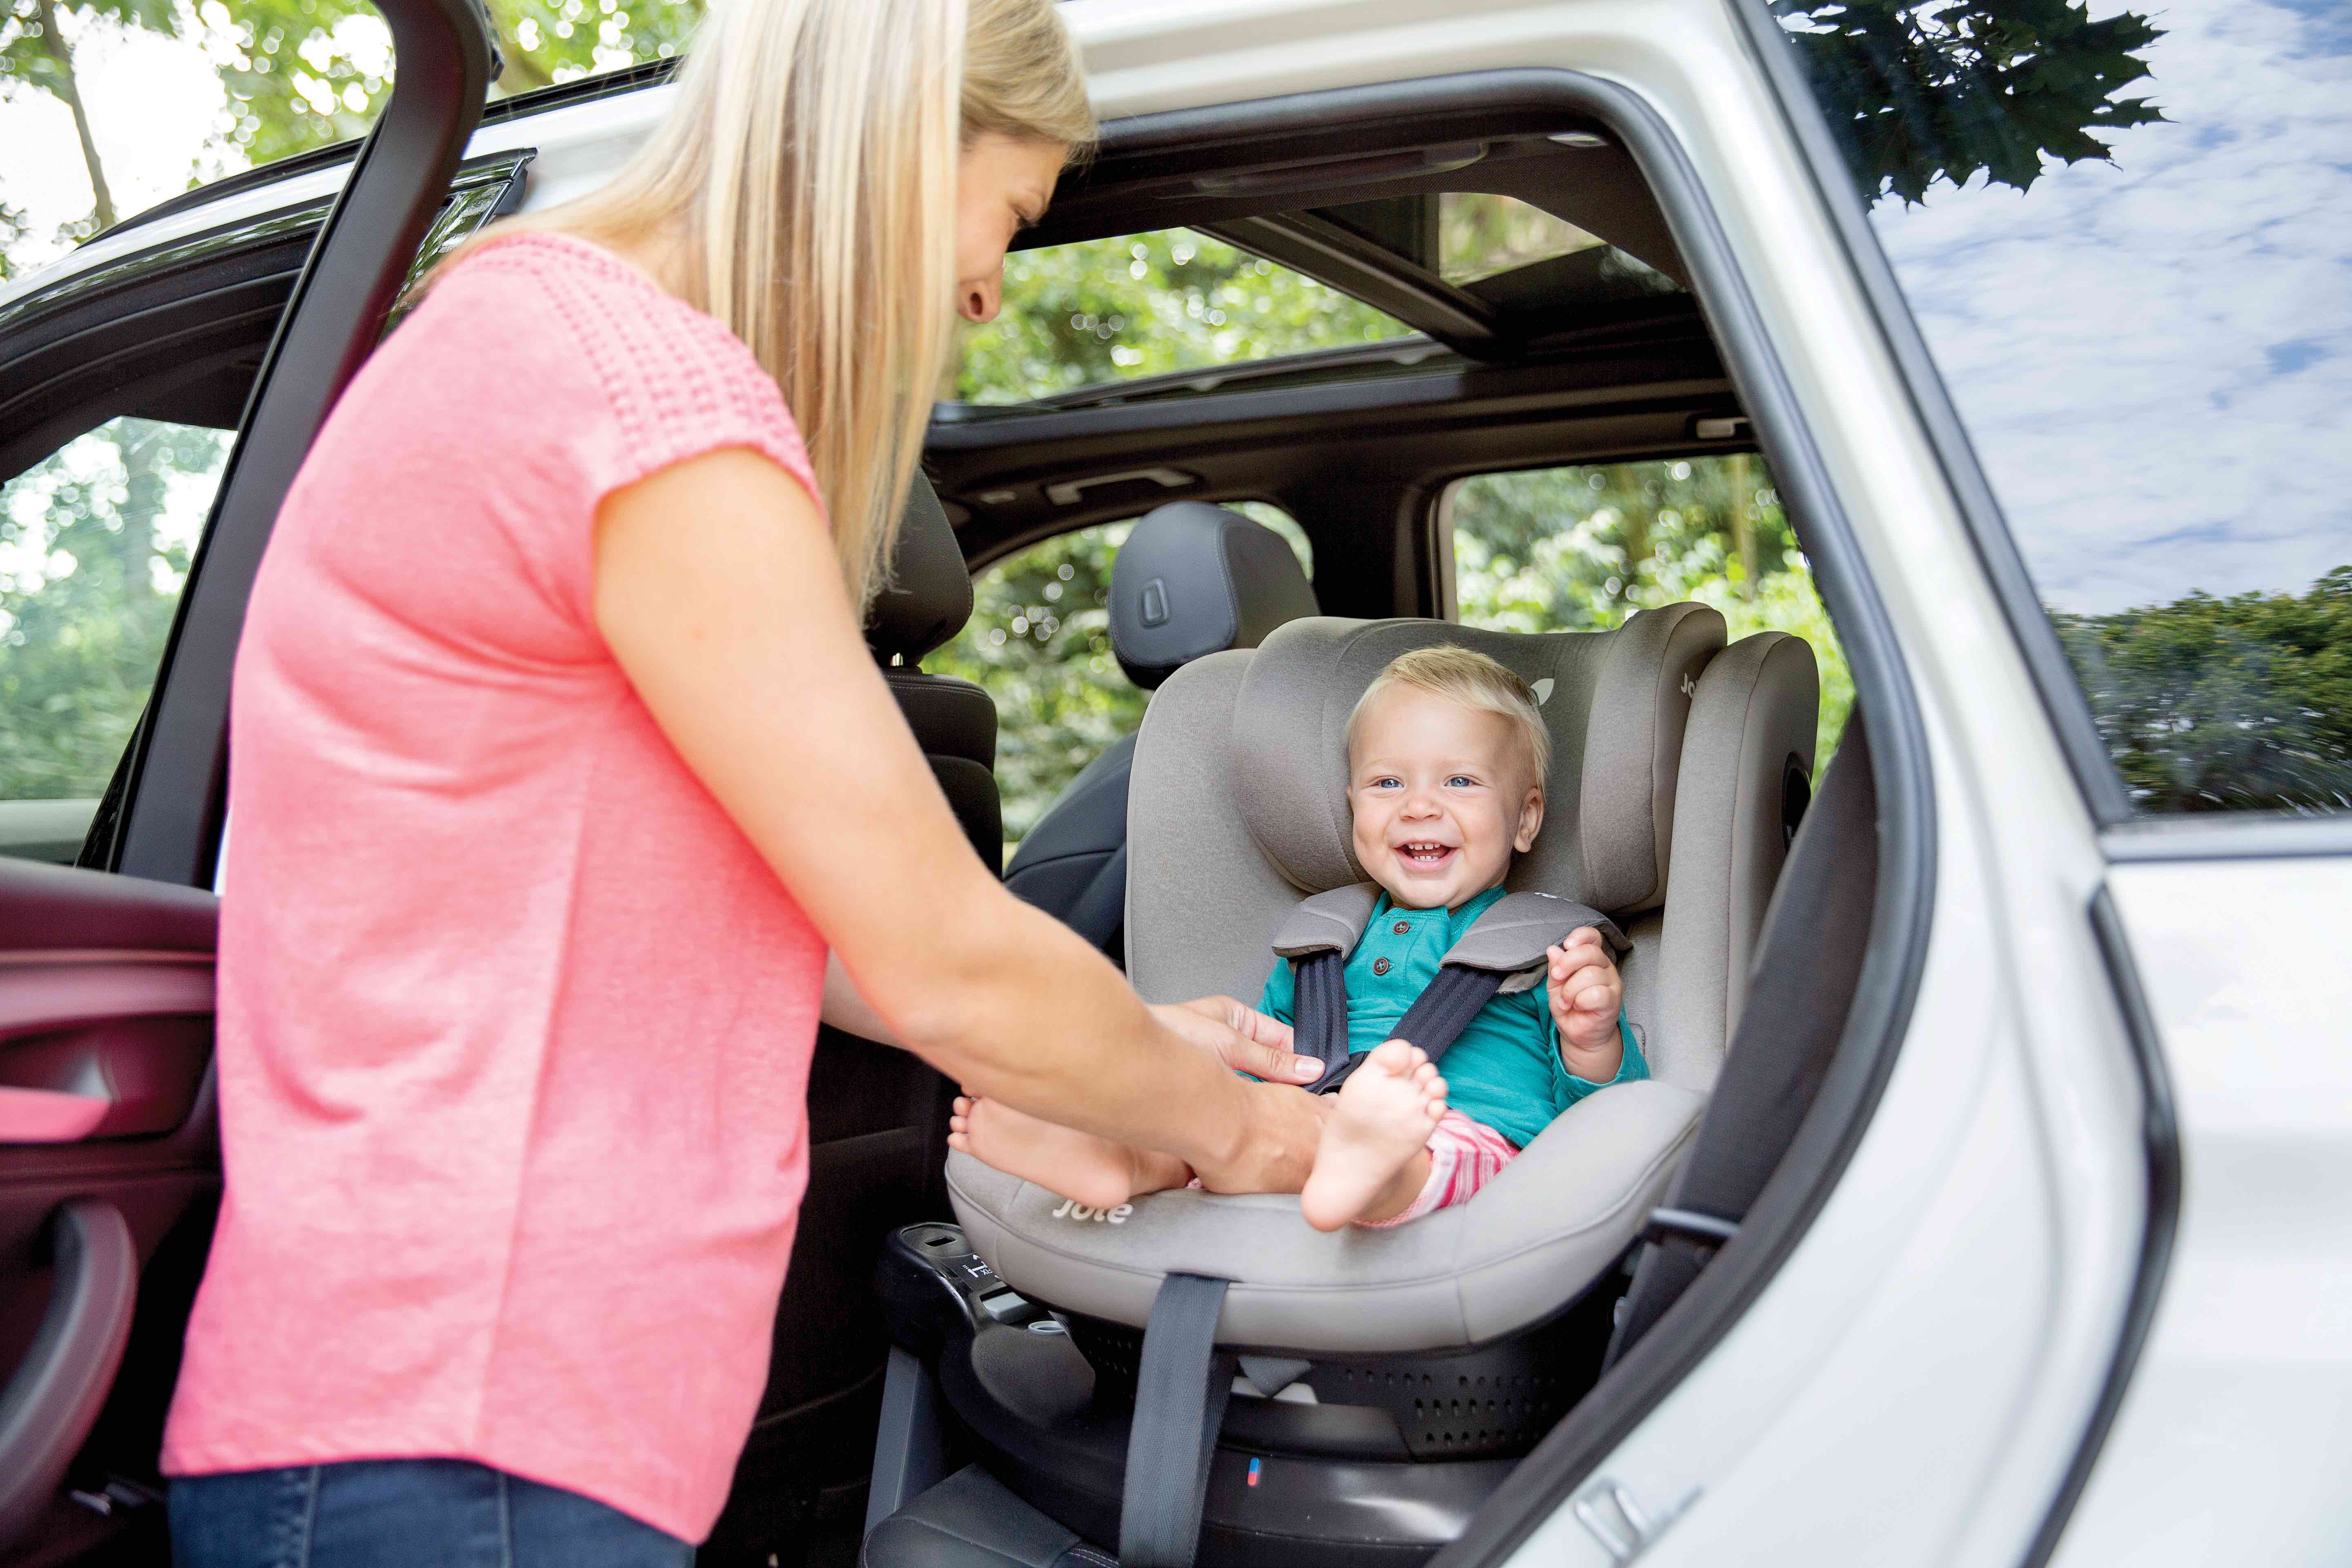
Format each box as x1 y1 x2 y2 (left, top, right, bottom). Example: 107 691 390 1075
0 1 2343 1565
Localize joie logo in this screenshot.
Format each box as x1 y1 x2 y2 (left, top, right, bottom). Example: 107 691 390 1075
1680 671 1700 698
1050 1198 1133 1225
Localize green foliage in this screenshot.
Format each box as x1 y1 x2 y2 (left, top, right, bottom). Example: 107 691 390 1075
1451 458 1853 776
956 229 1407 405
0 418 228 799
1775 0 2167 204
927 503 1307 845
2054 569 2352 814
197 0 705 169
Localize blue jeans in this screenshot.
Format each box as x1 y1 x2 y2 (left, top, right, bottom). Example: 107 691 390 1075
170 1459 696 1568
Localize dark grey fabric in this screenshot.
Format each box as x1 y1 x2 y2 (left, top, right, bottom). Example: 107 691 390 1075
862 1466 1085 1568
1005 733 1136 960
1109 503 1317 690
868 473 976 665
1604 714 1877 1367
1118 1274 1235 1568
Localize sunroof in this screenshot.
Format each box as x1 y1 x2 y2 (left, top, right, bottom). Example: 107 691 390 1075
1318 194 1606 286
954 228 1412 407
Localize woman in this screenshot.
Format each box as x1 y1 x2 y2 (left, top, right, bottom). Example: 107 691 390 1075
162 1 1325 1561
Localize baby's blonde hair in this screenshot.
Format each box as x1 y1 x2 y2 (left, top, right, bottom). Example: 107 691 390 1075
1348 646 1552 791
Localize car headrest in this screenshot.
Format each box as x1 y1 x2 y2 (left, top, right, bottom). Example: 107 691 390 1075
866 471 974 664
1228 607 1726 916
1110 502 1319 690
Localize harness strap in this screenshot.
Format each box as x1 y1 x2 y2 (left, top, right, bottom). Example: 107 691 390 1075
1313 964 1508 1093
1118 1273 1234 1568
1291 949 1352 1091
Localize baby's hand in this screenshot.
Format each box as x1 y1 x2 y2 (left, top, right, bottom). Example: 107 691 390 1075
1546 928 1625 1080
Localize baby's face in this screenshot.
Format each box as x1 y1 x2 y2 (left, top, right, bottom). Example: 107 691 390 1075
1348 686 1543 911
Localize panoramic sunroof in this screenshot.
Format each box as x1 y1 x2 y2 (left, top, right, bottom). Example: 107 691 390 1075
1317 193 1604 286
951 189 1691 410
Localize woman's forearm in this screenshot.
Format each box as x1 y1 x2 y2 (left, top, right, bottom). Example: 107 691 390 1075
594 448 1316 1188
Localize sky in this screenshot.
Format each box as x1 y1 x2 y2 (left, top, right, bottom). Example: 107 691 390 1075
0 14 234 272
1862 0 2352 615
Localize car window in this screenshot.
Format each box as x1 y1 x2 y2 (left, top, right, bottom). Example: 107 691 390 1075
1777 0 2350 816
0 416 230 862
929 504 1311 855
1450 454 1851 773
954 228 1411 406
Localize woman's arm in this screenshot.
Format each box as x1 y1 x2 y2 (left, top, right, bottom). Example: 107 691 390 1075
595 449 1320 1188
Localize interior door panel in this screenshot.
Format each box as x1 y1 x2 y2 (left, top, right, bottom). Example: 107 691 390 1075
0 859 219 1556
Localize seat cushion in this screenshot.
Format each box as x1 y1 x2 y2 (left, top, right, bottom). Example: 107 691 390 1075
947 1078 1704 1353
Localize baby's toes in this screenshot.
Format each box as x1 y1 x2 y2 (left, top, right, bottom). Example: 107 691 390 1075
1423 1073 1449 1107
1368 1039 1419 1074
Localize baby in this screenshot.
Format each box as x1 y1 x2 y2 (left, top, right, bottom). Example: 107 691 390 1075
951 646 1646 1229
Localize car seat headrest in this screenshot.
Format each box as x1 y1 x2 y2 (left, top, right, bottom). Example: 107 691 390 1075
865 471 974 664
1229 607 1726 916
1110 502 1319 690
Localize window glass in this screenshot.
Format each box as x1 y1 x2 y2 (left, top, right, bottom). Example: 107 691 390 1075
1777 0 2350 815
929 503 1310 850
0 416 229 862
954 228 1411 406
0 0 703 267
1452 456 1851 773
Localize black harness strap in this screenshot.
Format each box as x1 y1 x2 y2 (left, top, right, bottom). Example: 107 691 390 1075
1118 1273 1235 1568
1291 949 1354 1092
1311 963 1508 1094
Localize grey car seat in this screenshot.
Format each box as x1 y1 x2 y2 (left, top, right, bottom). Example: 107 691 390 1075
865 606 1820 1566
874 474 1002 868
1003 502 1318 957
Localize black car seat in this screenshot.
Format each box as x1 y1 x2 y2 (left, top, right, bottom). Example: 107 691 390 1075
865 608 1821 1566
1003 502 1318 957
873 473 1002 868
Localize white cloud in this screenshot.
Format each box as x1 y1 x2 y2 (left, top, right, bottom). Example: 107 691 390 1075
1864 0 2352 614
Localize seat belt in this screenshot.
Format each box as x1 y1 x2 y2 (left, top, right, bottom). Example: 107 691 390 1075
1274 886 1629 1094
1604 716 1878 1367
1118 1273 1234 1568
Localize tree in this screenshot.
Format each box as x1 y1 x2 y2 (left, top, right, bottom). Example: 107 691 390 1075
2054 570 2352 814
1773 0 2167 205
2 0 189 229
199 0 704 168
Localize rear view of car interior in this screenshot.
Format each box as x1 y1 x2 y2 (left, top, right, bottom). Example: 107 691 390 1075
806 74 1915 1568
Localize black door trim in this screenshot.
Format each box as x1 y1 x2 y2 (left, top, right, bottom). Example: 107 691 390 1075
115 0 499 886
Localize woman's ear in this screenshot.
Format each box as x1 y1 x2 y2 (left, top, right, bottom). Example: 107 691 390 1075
1514 784 1545 853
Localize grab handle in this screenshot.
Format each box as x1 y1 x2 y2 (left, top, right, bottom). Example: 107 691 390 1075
0 1200 139 1550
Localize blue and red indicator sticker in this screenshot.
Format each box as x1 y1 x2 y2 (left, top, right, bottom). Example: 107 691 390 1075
1246 1457 1262 1488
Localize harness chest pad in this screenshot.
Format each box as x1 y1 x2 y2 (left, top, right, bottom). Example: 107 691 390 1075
1275 884 1629 1091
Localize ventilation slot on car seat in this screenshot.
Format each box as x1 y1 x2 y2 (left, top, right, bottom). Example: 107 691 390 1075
1063 1295 1607 1462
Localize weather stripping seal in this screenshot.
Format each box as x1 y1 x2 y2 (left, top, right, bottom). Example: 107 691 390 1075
2017 888 2181 1568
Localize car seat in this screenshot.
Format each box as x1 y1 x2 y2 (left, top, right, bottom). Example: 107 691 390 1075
873 474 1002 868
1004 502 1319 957
867 608 1820 1567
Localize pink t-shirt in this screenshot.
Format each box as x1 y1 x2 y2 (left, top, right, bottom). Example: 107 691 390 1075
162 233 829 1543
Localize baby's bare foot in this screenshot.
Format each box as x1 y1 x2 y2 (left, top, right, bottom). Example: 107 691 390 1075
949 1095 1187 1210
1299 1042 1447 1231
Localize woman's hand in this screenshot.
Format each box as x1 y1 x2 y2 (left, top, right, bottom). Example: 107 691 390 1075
1151 996 1323 1085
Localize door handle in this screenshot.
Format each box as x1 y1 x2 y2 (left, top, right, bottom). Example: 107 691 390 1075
0 1199 139 1550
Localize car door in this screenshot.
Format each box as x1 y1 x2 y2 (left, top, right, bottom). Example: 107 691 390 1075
1723 3 2352 1562
0 2 499 1556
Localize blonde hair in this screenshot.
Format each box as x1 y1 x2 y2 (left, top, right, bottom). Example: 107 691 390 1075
450 0 1093 611
1348 646 1552 791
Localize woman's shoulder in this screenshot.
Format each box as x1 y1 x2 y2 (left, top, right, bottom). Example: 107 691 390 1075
430 232 812 491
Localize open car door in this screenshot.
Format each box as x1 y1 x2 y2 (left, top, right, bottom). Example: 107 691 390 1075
0 2 497 1556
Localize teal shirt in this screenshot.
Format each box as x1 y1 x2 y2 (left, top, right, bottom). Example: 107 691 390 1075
1257 884 1648 1149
